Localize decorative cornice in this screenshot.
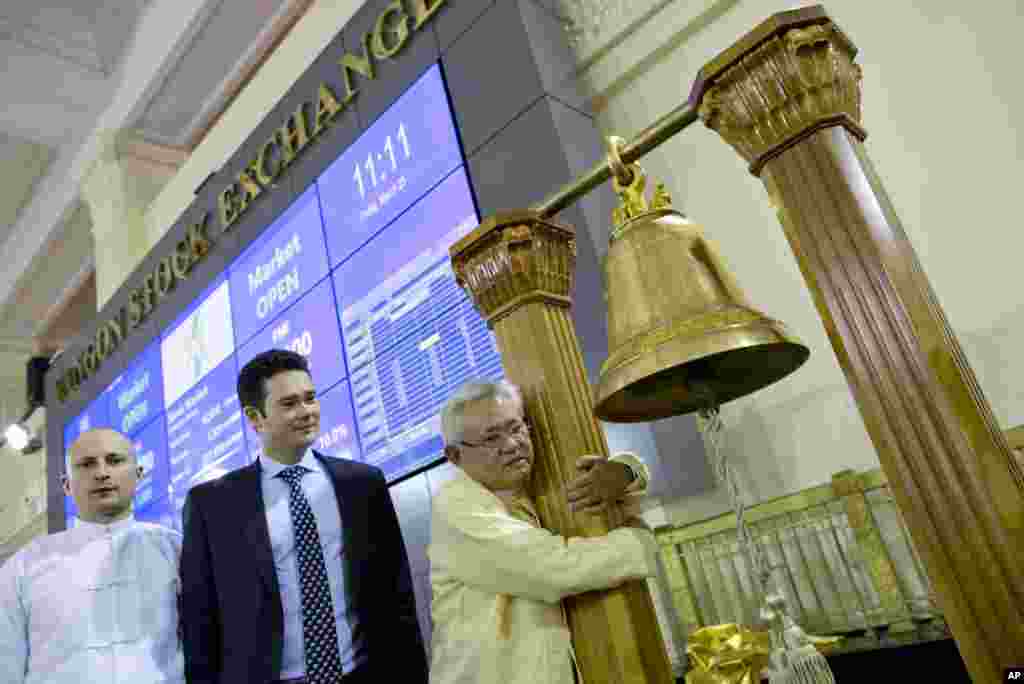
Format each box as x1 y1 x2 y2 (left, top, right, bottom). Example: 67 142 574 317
449 211 576 325
697 21 864 175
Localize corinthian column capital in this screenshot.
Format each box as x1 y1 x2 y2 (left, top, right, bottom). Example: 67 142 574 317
450 210 576 325
691 6 864 174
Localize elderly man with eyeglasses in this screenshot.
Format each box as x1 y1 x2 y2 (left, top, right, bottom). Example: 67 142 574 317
427 379 661 684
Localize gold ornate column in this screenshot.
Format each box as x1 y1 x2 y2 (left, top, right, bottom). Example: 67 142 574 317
690 7 1024 681
451 212 673 684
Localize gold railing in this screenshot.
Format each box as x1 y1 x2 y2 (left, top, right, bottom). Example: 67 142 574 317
654 466 952 653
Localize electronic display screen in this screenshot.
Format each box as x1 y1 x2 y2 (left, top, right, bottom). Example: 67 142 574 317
335 168 501 480
166 355 246 495
229 185 331 346
63 60 495 525
108 341 164 437
236 277 347 396
161 277 236 408
132 416 171 511
135 500 179 532
318 64 463 267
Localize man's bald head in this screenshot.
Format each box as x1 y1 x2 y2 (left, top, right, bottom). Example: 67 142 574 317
64 428 141 524
67 429 136 471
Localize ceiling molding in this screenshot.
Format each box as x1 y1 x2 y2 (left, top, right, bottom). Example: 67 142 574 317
0 16 106 76
186 0 314 151
0 0 226 325
35 259 96 354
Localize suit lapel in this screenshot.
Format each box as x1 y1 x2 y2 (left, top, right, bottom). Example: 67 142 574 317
237 461 279 595
315 452 362 603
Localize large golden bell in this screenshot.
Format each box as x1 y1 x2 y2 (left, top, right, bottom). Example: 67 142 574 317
594 160 809 422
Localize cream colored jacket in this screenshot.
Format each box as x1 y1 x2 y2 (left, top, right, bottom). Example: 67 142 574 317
427 453 659 684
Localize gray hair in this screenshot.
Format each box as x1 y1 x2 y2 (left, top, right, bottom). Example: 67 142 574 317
440 379 522 446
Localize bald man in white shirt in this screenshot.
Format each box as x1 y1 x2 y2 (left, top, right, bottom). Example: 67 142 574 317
0 428 184 684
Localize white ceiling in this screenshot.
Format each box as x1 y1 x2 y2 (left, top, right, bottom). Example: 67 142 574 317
0 0 310 535
0 0 298 365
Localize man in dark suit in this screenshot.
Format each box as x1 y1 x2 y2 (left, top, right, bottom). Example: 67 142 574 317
180 349 427 684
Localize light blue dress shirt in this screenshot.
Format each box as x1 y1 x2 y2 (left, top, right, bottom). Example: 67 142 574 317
0 515 184 684
260 449 362 678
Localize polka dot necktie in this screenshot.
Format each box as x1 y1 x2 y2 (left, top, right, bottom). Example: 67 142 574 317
278 465 344 684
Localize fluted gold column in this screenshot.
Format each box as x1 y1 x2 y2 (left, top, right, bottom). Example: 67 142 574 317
450 211 673 684
691 7 1024 681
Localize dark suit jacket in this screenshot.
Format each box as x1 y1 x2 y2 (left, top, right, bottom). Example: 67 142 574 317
179 452 428 684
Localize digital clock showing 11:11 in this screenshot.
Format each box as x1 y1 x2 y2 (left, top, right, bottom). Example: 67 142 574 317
316 63 465 269
353 123 411 199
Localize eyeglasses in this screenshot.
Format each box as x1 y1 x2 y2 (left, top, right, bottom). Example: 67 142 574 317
459 420 531 450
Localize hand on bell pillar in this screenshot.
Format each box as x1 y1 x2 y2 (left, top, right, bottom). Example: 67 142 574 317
566 455 636 514
618 516 652 532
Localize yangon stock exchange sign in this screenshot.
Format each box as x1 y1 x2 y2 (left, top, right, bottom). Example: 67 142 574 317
56 0 447 402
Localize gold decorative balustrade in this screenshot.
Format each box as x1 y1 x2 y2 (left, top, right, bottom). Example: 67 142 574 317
655 426 1024 657
655 466 952 655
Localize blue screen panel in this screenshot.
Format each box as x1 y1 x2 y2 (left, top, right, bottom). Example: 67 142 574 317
333 167 478 349
63 391 112 451
333 168 503 481
313 379 361 461
65 497 77 529
166 355 246 498
132 416 171 511
229 185 330 346
236 277 347 395
318 64 463 267
108 341 164 437
136 497 179 532
161 277 236 409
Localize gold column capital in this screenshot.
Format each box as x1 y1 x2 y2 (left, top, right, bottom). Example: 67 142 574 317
690 5 864 175
449 209 674 682
450 210 576 325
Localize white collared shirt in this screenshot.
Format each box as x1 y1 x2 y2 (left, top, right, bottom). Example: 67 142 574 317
259 449 362 678
0 515 184 684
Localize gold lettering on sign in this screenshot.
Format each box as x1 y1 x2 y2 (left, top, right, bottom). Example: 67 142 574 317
82 345 98 375
155 257 175 297
236 168 263 211
277 105 310 168
411 0 446 30
219 185 241 229
67 367 81 393
188 215 211 259
254 138 280 185
314 84 343 137
372 1 411 60
171 239 193 280
127 290 145 329
105 317 124 353
96 325 114 361
140 273 157 317
339 33 376 103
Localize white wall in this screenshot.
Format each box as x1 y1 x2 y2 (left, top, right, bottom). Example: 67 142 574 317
570 0 1024 523
0 407 47 548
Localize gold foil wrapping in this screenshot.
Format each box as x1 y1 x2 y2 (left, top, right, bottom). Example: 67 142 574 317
686 624 770 684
